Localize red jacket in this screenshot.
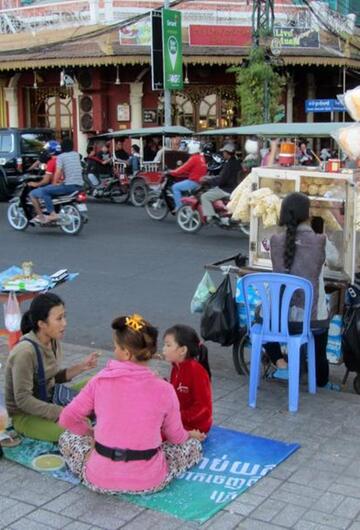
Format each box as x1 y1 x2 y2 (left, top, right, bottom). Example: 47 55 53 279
170 359 212 433
169 153 207 183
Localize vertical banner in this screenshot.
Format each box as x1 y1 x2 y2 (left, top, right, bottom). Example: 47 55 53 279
151 10 164 91
162 9 183 90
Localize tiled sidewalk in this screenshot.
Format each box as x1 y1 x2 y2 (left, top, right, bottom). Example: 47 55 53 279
1 338 360 530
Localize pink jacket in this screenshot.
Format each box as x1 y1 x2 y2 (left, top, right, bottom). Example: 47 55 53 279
59 360 189 491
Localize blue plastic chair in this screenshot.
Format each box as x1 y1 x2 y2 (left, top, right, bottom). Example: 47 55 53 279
241 273 316 412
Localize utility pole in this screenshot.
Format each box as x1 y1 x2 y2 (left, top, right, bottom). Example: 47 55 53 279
252 0 274 123
164 0 172 126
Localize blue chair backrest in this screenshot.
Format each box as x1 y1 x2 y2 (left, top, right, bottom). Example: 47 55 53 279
241 273 313 338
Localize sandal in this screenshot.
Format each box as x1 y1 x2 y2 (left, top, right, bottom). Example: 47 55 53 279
0 431 21 447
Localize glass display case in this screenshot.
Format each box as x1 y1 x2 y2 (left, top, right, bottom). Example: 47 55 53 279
248 167 359 282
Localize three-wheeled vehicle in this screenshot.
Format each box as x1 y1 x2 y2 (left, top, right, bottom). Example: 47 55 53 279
203 122 360 391
89 126 193 207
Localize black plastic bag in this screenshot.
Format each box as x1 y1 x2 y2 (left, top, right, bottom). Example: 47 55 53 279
200 274 239 346
342 284 360 372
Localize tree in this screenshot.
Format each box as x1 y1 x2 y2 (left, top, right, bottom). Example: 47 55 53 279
229 46 285 125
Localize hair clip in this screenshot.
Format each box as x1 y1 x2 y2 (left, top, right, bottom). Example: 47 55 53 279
125 313 145 332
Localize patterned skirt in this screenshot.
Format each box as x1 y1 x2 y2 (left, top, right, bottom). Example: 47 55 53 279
58 431 202 495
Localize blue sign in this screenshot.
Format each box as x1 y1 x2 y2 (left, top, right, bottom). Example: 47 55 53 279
305 99 346 113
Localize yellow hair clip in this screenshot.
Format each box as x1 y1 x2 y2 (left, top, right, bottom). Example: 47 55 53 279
125 313 145 332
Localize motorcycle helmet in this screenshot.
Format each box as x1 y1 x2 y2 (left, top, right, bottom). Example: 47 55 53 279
39 149 51 164
187 141 201 155
203 142 215 156
44 140 61 155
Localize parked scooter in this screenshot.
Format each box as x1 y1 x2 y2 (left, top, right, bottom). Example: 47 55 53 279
7 175 88 235
176 187 250 236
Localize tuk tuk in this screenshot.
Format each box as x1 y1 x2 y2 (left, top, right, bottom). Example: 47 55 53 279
91 125 194 206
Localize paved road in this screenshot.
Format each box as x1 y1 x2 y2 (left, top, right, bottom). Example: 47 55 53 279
0 201 247 349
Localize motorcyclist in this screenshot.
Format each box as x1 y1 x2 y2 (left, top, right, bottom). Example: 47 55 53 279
28 140 61 223
200 143 240 224
167 141 207 210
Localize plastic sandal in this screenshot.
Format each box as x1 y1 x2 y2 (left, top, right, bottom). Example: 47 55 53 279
272 368 289 380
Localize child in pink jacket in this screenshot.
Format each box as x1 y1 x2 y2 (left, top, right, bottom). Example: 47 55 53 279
58 314 204 494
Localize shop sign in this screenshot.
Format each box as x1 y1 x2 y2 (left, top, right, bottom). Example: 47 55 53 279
119 17 151 46
273 26 319 48
305 99 346 113
117 103 130 122
162 9 183 91
274 26 320 48
189 25 252 47
143 109 158 124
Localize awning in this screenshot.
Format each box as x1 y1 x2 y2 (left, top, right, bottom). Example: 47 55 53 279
199 122 350 138
93 125 194 140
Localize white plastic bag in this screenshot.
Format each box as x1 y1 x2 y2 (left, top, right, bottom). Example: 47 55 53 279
190 272 216 314
3 292 21 332
332 123 360 160
343 86 360 121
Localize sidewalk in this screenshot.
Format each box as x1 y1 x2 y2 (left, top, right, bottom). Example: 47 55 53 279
1 337 360 530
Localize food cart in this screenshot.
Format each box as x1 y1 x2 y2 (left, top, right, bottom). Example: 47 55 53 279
203 122 360 390
92 125 193 206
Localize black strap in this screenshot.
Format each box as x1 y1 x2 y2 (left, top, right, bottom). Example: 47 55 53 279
94 441 158 462
21 338 48 403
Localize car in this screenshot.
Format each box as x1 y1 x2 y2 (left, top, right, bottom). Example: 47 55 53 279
0 128 54 199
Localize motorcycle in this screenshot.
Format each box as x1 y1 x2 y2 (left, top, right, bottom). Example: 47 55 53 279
7 175 88 235
176 186 250 236
145 174 176 221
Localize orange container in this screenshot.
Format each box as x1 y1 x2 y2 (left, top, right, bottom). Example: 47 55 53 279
279 142 296 166
326 159 341 172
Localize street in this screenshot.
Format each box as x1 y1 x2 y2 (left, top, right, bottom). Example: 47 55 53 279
0 200 247 349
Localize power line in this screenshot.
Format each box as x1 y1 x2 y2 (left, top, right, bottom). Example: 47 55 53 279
0 0 192 57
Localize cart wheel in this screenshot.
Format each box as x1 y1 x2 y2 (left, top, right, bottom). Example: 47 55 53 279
232 333 271 377
353 374 360 394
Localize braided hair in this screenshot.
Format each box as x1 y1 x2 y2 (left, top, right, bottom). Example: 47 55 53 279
164 325 211 378
279 192 310 272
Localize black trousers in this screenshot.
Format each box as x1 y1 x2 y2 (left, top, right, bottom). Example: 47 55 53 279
264 328 329 388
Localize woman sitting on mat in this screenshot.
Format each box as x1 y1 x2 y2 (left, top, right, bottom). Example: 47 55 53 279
5 293 98 443
265 192 339 390
58 314 204 494
163 324 212 433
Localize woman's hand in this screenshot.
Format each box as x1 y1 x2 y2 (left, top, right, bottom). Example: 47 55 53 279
81 352 99 372
188 429 206 442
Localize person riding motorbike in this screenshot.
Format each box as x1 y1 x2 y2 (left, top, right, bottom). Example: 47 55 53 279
39 137 84 223
200 143 240 224
167 141 207 210
28 140 62 223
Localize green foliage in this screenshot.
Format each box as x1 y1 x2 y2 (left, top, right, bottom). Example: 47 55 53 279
229 47 285 125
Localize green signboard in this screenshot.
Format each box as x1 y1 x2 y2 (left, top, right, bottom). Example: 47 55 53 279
162 9 183 90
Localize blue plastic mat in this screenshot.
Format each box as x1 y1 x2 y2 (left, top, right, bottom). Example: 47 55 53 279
3 426 300 524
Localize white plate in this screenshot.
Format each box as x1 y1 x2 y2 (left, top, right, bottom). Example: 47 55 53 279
2 277 50 292
32 454 65 472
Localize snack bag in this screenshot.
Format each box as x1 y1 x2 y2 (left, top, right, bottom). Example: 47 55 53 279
3 292 21 332
343 86 360 121
332 123 360 160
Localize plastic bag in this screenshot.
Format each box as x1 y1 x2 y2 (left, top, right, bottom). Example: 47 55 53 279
342 86 360 121
190 272 216 314
236 280 261 329
200 274 239 346
3 292 21 332
331 123 360 160
326 314 343 364
342 284 360 372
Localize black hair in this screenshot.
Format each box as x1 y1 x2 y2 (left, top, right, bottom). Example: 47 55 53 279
86 145 95 155
112 315 158 362
132 144 140 154
22 293 65 333
61 138 73 152
279 192 310 271
164 325 211 378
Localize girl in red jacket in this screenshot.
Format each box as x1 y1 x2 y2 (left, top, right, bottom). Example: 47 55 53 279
163 325 212 433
